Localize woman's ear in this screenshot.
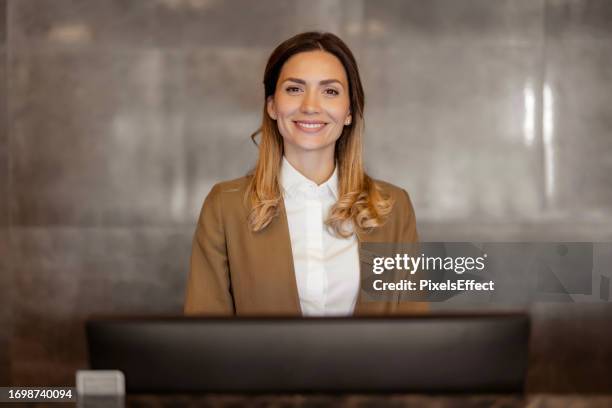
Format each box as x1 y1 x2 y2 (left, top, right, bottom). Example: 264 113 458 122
266 96 277 120
344 112 352 126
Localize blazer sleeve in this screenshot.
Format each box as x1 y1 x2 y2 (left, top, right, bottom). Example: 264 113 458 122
396 188 429 313
400 188 419 243
184 184 235 315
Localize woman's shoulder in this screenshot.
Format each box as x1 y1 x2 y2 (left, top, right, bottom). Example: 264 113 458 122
200 175 253 213
208 175 252 196
208 175 252 199
371 178 416 215
372 178 411 200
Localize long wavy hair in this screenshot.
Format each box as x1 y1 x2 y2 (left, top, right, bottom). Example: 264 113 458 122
246 31 394 237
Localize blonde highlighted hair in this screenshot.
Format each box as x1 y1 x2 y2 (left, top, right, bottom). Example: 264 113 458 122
246 32 393 237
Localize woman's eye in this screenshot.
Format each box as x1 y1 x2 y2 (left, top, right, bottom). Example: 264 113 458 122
286 86 301 93
324 88 339 96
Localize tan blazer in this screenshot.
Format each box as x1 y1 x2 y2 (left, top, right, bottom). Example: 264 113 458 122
184 175 428 316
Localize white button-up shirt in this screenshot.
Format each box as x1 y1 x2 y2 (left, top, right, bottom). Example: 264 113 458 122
280 157 360 316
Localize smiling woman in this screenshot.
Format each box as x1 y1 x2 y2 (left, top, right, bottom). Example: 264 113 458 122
185 32 427 317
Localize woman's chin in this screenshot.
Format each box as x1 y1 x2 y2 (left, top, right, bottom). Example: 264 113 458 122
292 139 334 152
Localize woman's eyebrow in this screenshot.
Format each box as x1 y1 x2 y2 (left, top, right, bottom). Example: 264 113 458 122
319 79 342 86
285 77 343 86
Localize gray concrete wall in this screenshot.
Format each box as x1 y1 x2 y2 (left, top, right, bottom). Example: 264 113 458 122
1 0 611 391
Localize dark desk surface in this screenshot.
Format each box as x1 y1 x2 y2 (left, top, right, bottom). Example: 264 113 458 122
124 394 612 408
23 394 612 407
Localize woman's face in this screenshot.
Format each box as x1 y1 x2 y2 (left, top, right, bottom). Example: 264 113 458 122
267 50 352 158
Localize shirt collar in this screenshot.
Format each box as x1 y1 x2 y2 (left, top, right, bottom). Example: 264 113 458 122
280 156 339 200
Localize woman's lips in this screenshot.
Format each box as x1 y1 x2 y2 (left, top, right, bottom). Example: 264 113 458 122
293 121 327 133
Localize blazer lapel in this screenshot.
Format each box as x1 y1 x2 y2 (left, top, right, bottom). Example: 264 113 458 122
354 229 370 314
353 228 396 315
271 199 303 315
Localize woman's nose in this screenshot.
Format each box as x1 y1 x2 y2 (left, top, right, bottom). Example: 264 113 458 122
300 90 320 114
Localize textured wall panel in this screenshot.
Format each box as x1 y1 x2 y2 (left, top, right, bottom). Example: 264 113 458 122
361 42 544 221
10 0 153 48
182 48 265 216
362 0 544 43
150 0 299 48
10 50 188 226
10 227 191 385
547 0 612 40
545 0 612 217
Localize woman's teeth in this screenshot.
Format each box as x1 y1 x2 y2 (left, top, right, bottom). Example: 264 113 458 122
295 121 326 130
